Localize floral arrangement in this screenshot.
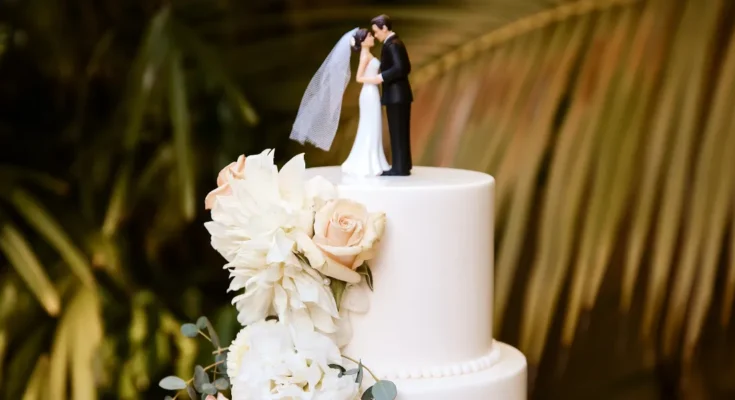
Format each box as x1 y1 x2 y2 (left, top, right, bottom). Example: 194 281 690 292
159 150 397 400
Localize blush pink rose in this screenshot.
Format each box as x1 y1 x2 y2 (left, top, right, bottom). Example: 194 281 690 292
312 199 386 270
205 155 246 210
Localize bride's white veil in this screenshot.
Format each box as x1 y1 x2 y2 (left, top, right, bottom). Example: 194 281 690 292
289 28 359 151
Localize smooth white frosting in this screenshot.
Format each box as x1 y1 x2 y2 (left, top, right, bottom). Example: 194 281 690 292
306 166 526 399
386 342 526 400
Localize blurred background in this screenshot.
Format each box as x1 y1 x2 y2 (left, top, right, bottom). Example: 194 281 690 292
1 0 734 398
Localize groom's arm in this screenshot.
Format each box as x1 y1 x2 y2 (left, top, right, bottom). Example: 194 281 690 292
379 43 411 84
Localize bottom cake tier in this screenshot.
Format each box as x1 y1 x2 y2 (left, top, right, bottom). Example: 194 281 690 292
359 341 526 400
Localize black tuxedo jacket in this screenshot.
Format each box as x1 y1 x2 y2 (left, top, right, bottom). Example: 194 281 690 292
380 35 413 105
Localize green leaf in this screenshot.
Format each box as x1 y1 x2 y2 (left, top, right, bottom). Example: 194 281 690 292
193 365 209 391
181 323 199 338
187 385 197 399
214 377 229 390
169 18 259 126
8 189 96 289
371 380 398 400
0 221 60 316
330 279 347 311
101 160 132 236
21 354 49 400
201 383 217 395
159 376 187 390
356 263 374 291
215 352 228 375
164 397 174 400
355 360 364 384
361 385 373 400
204 318 221 349
121 6 171 149
168 48 196 221
196 316 209 330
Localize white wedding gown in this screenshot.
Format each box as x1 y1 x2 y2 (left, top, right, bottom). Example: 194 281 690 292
341 57 390 177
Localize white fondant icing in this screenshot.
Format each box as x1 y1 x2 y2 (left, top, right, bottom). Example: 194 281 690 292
390 342 527 400
376 341 502 380
306 166 527 399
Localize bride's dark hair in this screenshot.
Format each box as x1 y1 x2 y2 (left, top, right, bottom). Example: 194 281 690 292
351 28 369 52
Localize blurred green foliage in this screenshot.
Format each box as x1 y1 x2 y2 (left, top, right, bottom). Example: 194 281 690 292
1 0 735 399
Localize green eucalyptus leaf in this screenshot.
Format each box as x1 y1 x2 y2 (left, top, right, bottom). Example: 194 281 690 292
193 365 209 391
356 360 364 384
187 385 197 399
201 383 217 395
159 376 187 390
204 319 221 348
214 377 230 390
356 263 374 291
196 316 209 329
371 380 398 400
215 352 228 375
361 385 373 400
181 323 199 338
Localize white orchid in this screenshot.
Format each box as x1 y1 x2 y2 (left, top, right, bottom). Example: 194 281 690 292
228 320 360 400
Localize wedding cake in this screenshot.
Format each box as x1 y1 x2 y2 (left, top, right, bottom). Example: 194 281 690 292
193 149 526 400
306 166 527 400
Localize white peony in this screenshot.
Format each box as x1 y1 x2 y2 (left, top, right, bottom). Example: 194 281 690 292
228 320 360 400
225 229 340 334
205 150 361 329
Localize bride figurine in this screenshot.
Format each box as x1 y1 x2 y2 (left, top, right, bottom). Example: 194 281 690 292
289 28 390 177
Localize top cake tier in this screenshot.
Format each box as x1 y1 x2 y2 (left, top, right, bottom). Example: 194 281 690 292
305 166 495 379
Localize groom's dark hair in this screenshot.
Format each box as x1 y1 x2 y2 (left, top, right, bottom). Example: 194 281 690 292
370 14 392 30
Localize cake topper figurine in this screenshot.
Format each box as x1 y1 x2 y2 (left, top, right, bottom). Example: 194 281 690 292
369 14 413 176
289 14 413 177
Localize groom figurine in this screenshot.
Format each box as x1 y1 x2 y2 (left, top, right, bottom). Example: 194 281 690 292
371 14 413 176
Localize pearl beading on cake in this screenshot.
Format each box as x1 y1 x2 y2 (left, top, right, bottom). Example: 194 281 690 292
377 341 502 380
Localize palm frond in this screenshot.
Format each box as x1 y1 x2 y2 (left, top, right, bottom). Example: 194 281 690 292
21 355 48 400
643 0 723 344
168 49 197 222
8 189 96 289
401 0 735 377
664 2 735 358
0 222 60 316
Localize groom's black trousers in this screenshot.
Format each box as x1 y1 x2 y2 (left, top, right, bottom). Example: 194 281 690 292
386 103 412 174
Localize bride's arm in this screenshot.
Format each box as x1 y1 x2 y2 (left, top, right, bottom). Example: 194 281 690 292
356 54 382 85
355 54 370 83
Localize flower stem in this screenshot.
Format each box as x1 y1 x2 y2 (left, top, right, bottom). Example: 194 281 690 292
342 355 380 382
198 330 212 342
173 359 226 399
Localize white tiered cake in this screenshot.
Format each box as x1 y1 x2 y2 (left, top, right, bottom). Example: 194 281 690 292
306 166 527 400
